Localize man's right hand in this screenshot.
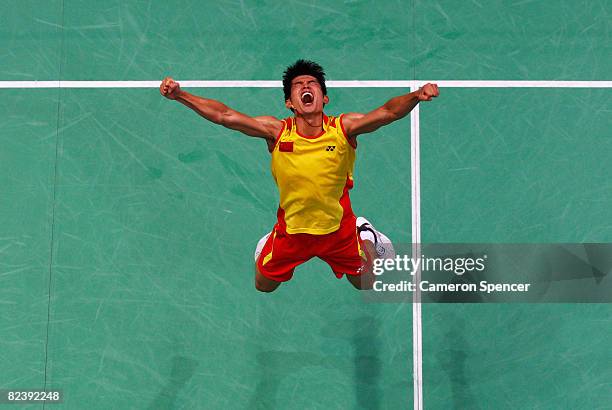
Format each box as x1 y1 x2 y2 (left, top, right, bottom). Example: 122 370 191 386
160 77 181 100
158 79 282 140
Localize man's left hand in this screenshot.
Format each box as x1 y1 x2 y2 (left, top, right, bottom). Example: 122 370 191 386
417 83 439 101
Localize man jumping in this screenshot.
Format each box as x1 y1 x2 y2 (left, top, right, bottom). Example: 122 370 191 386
160 60 439 292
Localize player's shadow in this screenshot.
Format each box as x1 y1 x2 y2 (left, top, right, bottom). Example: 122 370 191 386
249 316 381 409
435 315 478 410
248 350 338 409
147 355 198 410
344 316 382 410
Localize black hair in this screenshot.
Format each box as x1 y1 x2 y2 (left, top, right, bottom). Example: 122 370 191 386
282 59 327 101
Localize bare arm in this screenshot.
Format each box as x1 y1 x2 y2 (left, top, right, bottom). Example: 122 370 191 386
160 77 282 140
342 83 439 138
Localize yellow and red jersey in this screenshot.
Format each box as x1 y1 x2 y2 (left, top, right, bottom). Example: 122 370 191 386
269 114 356 235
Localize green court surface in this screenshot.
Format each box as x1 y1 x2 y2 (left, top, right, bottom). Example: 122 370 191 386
1 1 611 409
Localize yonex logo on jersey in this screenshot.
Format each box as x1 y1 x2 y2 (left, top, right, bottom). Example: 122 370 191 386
326 146 336 151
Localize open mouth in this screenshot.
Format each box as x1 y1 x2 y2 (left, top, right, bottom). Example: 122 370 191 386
301 92 314 104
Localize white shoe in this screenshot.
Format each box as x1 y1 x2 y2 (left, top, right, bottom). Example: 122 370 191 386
356 217 395 259
254 232 271 262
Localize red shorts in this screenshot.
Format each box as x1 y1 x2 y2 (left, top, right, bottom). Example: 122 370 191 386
256 215 366 282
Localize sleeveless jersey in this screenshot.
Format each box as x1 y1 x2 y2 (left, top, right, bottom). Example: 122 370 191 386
270 114 356 235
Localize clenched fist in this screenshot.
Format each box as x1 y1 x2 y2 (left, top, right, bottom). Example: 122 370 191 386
416 83 439 101
160 77 181 100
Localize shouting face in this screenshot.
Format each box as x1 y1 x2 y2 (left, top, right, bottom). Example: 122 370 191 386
285 75 329 115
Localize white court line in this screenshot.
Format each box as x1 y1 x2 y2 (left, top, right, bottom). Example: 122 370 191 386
1 80 612 88
410 83 423 410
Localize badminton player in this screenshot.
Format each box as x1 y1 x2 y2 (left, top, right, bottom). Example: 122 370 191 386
160 60 438 292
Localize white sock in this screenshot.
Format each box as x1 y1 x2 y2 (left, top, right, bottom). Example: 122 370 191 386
356 217 395 259
359 230 376 243
254 232 271 262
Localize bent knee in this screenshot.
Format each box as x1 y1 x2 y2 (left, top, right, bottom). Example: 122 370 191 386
255 281 277 293
255 273 281 293
346 273 373 290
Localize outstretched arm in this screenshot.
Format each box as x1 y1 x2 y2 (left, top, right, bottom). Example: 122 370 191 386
342 83 439 138
160 77 283 140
